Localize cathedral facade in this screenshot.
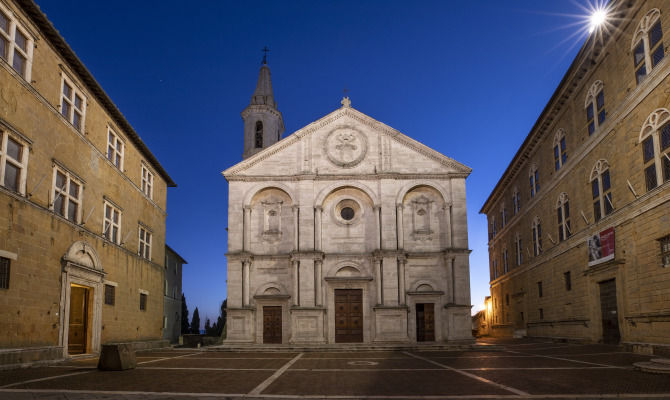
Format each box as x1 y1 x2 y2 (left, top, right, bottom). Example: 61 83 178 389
223 62 473 344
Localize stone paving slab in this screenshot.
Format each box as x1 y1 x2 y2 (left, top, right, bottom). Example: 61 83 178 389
520 344 621 355
198 352 297 358
262 370 511 396
11 369 272 394
471 368 670 395
289 357 436 370
416 350 531 358
0 367 89 387
301 351 411 359
142 357 290 369
560 353 654 367
428 355 589 369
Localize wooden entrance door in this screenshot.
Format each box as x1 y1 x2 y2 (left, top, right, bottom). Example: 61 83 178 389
599 279 620 344
68 285 88 354
416 303 435 342
263 306 282 344
335 289 363 343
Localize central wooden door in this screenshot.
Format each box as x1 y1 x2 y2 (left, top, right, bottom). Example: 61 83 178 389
416 303 435 342
335 289 363 343
599 279 620 344
68 285 89 354
263 306 282 344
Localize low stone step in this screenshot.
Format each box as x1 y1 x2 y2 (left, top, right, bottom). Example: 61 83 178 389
651 358 670 365
206 342 502 353
634 360 670 374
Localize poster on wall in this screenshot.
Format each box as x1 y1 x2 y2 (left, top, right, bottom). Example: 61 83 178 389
588 227 615 266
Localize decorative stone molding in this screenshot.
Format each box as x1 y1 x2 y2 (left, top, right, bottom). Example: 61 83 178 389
324 125 367 168
631 8 661 50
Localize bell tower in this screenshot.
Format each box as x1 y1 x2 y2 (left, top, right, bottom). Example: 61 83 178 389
241 48 284 159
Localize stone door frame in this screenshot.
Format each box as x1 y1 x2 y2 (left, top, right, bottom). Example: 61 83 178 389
325 277 372 344
58 241 105 356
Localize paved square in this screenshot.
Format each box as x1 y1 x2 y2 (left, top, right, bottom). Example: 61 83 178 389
2 339 670 399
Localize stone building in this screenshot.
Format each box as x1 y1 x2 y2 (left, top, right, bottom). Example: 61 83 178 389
0 0 175 364
481 0 670 351
222 61 473 345
163 245 187 343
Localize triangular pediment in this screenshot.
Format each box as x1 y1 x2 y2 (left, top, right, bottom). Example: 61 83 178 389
223 106 471 179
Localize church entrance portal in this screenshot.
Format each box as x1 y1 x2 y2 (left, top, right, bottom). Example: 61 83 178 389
599 279 620 344
335 289 363 343
262 306 282 344
68 284 89 354
416 303 435 342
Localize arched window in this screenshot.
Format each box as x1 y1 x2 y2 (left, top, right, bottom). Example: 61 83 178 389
585 81 605 135
639 108 670 191
512 187 521 215
556 192 571 242
489 215 497 240
255 121 263 148
632 9 664 84
590 160 613 222
514 232 523 266
502 247 509 274
529 164 539 198
553 129 567 171
532 217 542 256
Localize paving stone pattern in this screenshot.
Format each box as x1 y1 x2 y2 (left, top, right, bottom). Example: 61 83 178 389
2 339 670 399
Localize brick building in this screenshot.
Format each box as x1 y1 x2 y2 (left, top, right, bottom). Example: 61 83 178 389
481 0 670 351
0 0 176 364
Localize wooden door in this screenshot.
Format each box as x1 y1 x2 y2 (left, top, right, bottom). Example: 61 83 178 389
599 279 620 344
335 289 363 343
263 306 282 344
68 286 88 354
416 303 435 342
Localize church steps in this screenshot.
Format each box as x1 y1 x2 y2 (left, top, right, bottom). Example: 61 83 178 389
207 341 502 353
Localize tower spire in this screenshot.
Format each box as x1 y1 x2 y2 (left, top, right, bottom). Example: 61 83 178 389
241 56 284 160
261 46 269 65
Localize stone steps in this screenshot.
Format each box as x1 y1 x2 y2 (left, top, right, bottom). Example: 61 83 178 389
207 341 501 352
634 358 670 374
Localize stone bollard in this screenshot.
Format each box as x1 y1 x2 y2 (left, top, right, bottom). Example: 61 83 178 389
97 343 137 371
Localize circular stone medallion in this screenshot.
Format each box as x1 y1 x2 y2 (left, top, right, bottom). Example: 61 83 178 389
324 126 367 168
347 360 379 366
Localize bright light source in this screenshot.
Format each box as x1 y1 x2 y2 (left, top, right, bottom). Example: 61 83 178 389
589 9 607 33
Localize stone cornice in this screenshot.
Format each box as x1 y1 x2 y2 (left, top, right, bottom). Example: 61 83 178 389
226 172 468 182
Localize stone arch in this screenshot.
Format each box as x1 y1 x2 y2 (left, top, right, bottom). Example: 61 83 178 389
395 181 449 206
411 280 438 292
326 260 365 277
243 182 296 207
639 108 670 142
255 281 288 296
553 128 566 147
585 80 604 108
63 241 101 270
590 159 610 181
556 192 569 208
631 8 661 49
314 181 378 207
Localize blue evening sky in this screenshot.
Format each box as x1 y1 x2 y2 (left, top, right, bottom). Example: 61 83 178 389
36 1 596 325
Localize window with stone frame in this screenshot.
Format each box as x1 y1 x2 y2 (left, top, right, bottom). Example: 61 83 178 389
512 187 521 215
660 235 670 267
492 258 498 280
104 284 115 305
515 232 523 266
141 164 154 199
537 281 543 298
500 204 507 228
489 216 497 240
60 76 86 132
139 293 147 311
553 129 568 171
0 5 33 81
556 192 571 242
51 166 82 223
639 109 670 192
255 121 263 148
632 9 664 85
585 81 605 135
590 160 613 222
532 217 542 256
107 127 124 170
564 271 572 291
529 164 539 198
103 200 121 244
0 129 29 194
138 226 152 260
503 248 509 274
261 197 283 241
0 256 9 289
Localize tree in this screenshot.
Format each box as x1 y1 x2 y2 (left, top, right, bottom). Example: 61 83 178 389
204 318 212 335
191 307 201 334
180 294 189 335
216 299 227 336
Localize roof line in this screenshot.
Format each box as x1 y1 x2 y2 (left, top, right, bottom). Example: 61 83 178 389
479 1 631 214
18 0 176 187
166 244 188 264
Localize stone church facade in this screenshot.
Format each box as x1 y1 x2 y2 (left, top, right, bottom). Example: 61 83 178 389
223 62 473 344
